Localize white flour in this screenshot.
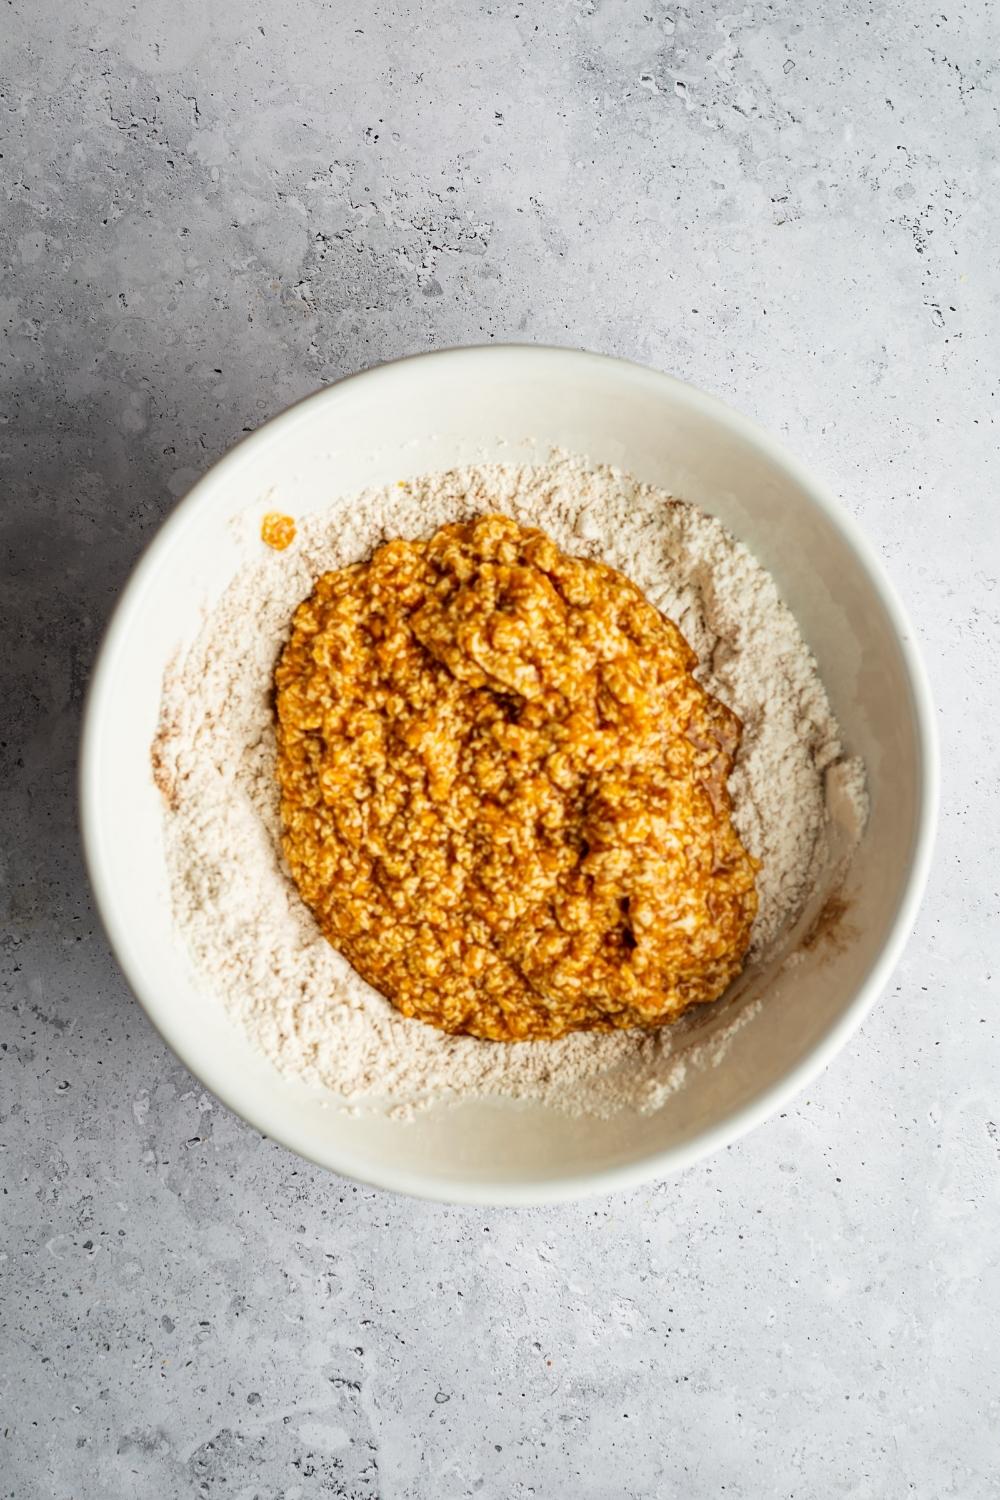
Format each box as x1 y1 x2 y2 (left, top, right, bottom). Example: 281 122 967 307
154 454 867 1118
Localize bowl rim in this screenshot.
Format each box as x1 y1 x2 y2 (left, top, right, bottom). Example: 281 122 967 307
79 344 939 1206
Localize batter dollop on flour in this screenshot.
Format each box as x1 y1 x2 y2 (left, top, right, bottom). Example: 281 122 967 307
275 513 758 1041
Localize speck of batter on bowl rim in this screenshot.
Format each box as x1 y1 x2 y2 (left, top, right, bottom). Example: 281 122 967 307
261 511 296 551
152 451 867 1119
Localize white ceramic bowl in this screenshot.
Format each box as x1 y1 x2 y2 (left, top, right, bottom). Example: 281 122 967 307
80 347 937 1205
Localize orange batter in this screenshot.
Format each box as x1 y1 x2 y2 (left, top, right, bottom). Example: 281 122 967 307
274 514 759 1040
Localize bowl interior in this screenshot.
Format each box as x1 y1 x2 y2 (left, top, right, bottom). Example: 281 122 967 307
82 348 932 1203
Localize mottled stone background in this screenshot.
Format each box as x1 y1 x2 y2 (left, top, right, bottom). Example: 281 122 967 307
2 1 998 1495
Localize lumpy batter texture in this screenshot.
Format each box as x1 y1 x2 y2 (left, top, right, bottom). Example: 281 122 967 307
274 514 759 1040
261 511 297 551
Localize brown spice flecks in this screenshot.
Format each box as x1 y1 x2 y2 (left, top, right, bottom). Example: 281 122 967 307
261 512 296 550
151 716 180 810
274 513 759 1041
801 891 853 953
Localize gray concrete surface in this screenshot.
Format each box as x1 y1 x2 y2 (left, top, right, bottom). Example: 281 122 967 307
3 1 998 1495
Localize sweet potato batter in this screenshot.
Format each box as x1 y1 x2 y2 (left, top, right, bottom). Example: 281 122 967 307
261 512 296 550
274 514 758 1041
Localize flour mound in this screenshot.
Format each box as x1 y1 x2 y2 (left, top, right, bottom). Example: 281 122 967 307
155 455 866 1119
